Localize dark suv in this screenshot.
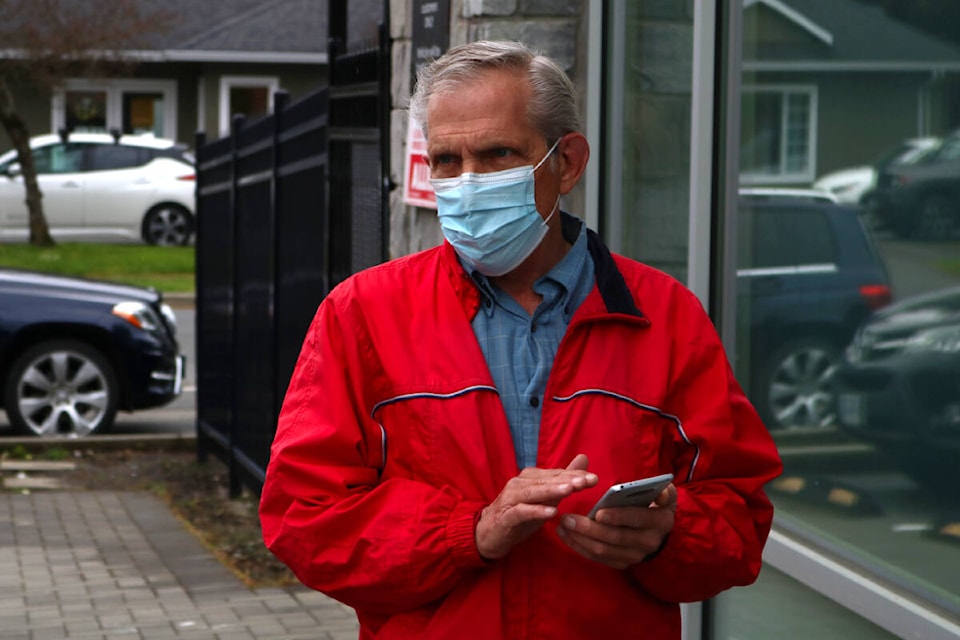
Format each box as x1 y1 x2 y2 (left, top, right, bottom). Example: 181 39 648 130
871 130 960 240
737 190 893 430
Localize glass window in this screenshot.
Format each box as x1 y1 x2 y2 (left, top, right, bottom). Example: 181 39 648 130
54 80 177 141
740 86 816 183
32 144 84 174
229 86 270 119
85 144 149 171
218 76 280 135
602 1 693 283
65 90 108 132
123 92 165 136
727 0 960 635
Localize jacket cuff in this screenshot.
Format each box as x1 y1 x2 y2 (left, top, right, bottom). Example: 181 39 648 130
445 501 490 569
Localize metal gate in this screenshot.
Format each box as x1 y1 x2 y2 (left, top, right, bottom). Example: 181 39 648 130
194 4 390 496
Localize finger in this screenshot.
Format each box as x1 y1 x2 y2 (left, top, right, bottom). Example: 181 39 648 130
556 524 641 570
653 483 678 508
565 453 589 471
505 477 581 506
567 513 668 552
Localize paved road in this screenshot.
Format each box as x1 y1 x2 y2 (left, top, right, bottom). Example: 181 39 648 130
874 233 960 298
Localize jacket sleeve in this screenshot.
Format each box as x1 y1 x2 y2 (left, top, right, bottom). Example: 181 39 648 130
629 293 783 603
258 292 488 614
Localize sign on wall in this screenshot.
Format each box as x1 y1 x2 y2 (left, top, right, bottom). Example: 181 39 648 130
404 0 449 209
403 118 436 208
411 0 450 85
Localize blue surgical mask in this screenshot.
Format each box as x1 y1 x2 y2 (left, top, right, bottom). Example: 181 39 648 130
432 139 561 277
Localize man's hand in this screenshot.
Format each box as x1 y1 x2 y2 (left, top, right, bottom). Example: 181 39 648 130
557 483 677 569
475 454 598 560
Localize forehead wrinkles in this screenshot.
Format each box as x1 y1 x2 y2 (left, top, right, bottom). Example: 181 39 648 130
425 68 532 137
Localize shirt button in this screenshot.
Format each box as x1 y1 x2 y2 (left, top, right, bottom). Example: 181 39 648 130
529 397 540 408
530 324 537 332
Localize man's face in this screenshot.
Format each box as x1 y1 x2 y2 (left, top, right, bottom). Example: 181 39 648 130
425 68 560 217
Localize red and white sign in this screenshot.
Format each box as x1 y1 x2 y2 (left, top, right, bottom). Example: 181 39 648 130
403 117 436 209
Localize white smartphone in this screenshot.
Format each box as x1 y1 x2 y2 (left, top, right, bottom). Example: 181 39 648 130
587 473 674 519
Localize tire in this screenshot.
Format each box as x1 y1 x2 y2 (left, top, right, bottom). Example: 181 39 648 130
2 340 119 437
755 338 840 430
912 194 956 241
142 204 193 246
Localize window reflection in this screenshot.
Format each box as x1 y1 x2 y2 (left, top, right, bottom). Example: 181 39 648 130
739 0 960 625
741 87 815 182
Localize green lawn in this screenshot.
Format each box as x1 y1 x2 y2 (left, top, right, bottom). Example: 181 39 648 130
0 243 195 293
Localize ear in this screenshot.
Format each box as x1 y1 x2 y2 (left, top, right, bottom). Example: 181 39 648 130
557 132 590 195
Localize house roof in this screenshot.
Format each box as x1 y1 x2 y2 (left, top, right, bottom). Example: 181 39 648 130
743 0 960 71
1 0 329 65
146 0 326 64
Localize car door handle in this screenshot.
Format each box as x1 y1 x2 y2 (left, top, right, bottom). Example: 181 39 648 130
60 181 81 188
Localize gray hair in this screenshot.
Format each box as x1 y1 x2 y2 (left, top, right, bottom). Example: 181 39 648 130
408 40 581 144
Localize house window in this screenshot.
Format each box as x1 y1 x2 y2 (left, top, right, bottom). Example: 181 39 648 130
65 91 107 132
53 79 177 139
218 76 280 135
123 92 165 136
740 85 817 184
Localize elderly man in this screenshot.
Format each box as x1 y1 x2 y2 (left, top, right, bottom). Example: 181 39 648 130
260 40 782 639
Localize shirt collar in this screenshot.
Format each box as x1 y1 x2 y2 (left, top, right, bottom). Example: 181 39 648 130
468 219 590 321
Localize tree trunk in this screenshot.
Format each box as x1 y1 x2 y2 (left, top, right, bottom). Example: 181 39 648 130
0 79 55 246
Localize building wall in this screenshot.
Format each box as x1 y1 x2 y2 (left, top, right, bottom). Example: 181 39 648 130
0 86 51 150
193 63 327 143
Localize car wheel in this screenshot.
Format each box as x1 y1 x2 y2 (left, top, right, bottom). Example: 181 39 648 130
912 194 956 241
2 340 119 437
142 204 193 246
756 339 840 430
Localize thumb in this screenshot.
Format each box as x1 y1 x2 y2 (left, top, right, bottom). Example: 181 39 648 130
566 453 589 471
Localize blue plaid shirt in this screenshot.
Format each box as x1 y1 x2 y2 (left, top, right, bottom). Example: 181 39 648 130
468 223 594 470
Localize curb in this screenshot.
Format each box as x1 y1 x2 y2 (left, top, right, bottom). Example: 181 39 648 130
0 433 197 455
164 292 195 309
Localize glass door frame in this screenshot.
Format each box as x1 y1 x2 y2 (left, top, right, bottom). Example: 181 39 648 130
592 1 960 638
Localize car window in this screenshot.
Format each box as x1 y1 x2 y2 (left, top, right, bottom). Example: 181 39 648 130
32 143 85 174
85 144 150 171
152 145 195 165
739 206 837 269
926 135 960 162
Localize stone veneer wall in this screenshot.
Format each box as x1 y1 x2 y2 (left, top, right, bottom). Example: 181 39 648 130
387 0 588 260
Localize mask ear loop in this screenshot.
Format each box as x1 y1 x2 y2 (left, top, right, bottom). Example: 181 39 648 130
533 138 563 172
541 194 561 226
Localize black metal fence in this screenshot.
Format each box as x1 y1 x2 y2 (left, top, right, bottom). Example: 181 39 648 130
194 21 390 496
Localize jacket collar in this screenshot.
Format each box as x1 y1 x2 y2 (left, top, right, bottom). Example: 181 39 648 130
562 212 644 319
444 212 645 320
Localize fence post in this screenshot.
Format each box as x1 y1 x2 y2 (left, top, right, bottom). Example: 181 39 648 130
229 113 246 499
193 131 207 465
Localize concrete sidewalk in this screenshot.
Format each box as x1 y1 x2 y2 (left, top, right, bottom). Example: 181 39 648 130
0 490 360 639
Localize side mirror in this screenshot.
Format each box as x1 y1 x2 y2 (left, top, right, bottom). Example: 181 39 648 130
2 162 22 178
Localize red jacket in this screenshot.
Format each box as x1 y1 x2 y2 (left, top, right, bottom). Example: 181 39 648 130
260 219 782 639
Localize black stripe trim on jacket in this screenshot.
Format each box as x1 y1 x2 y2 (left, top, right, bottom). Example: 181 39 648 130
560 212 644 318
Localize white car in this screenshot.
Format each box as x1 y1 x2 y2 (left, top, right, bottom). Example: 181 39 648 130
0 132 196 245
812 137 939 204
